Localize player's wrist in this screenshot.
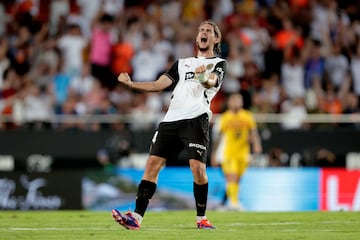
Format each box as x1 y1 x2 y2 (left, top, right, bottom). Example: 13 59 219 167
128 81 134 89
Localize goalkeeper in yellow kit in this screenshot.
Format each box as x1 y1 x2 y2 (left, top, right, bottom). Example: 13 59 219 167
212 92 262 210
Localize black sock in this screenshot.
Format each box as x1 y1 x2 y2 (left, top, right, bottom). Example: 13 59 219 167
134 180 157 217
193 182 208 216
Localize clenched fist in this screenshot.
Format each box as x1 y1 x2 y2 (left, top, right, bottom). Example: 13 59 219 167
118 73 132 88
195 65 206 74
195 65 208 83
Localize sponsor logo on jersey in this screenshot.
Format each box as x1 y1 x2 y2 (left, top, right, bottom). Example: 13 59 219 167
185 72 195 81
206 64 214 70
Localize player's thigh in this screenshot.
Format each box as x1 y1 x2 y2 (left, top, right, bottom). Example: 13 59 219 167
181 114 209 163
221 158 238 175
150 123 184 160
237 155 250 176
222 155 249 176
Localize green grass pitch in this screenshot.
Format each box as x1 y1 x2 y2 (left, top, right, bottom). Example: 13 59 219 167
0 210 359 240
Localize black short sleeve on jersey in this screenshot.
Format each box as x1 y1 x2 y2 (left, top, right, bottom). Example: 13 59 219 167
164 60 179 85
212 60 227 87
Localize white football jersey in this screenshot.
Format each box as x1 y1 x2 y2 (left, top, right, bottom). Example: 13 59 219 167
162 56 227 122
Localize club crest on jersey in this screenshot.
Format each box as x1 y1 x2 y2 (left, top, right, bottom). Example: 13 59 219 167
185 72 195 81
206 64 214 70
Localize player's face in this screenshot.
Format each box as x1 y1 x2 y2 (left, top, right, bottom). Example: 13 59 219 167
196 23 218 53
228 94 243 111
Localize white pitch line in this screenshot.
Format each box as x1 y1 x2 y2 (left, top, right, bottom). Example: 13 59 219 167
0 227 109 231
1 221 358 232
229 222 301 227
229 221 359 227
0 227 175 232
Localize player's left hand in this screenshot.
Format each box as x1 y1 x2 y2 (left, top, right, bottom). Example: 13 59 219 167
253 145 262 154
195 65 206 74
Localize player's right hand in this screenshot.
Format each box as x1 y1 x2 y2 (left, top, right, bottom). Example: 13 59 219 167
118 73 132 88
195 65 206 74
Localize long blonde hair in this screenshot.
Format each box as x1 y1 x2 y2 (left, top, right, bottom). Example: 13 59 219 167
198 20 222 55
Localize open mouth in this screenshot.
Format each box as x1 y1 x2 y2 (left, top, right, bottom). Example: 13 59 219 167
200 37 207 43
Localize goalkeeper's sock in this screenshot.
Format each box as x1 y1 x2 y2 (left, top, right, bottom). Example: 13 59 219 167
226 181 239 206
134 180 157 217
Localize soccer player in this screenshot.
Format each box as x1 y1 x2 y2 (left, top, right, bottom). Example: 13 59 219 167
112 20 227 230
212 93 262 210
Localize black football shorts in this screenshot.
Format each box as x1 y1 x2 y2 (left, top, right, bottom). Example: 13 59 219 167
149 113 210 163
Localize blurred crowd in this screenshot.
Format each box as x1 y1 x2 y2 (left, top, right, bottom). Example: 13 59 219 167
0 0 360 131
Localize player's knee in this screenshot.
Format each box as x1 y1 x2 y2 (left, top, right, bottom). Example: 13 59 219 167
189 160 208 184
144 156 165 179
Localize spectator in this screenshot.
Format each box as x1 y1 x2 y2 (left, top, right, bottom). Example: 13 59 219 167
30 36 59 82
274 18 304 51
57 23 87 77
89 12 116 89
350 38 360 98
68 63 95 98
325 43 349 90
238 61 263 109
91 98 117 131
304 39 325 90
22 82 53 130
280 97 307 130
8 25 32 76
240 16 271 71
49 64 72 113
111 33 134 76
220 40 244 94
341 92 360 129
173 21 195 59
128 93 158 131
81 78 108 115
0 0 360 132
342 91 359 115
0 68 23 128
109 84 133 114
210 0 234 22
131 34 163 83
182 0 205 22
310 0 350 44
0 2 6 36
257 73 281 113
281 46 305 99
318 81 343 115
49 0 70 36
123 16 143 53
0 37 10 88
56 95 83 130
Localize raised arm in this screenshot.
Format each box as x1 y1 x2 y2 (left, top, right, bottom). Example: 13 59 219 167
118 73 173 92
